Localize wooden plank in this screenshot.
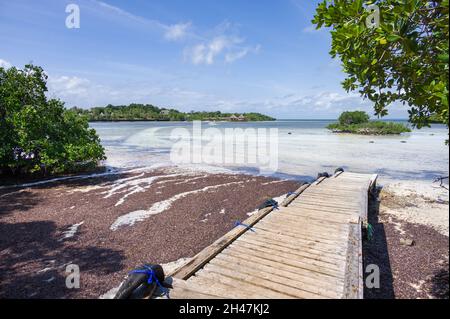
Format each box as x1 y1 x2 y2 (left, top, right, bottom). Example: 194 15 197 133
288 201 360 213
209 257 338 299
301 192 365 200
291 199 362 210
187 276 259 299
194 269 291 299
259 218 348 240
171 183 312 279
269 208 353 223
227 243 345 278
213 252 343 297
249 226 348 252
233 239 345 272
264 209 351 229
236 236 346 265
204 262 326 299
280 183 311 207
169 278 224 299
243 228 348 256
279 206 354 218
221 247 346 287
166 171 373 299
254 221 347 244
343 222 363 299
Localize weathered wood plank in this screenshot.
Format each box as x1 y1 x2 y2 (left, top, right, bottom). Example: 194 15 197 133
166 172 376 300
208 258 338 299
220 248 346 288
213 253 343 297
204 262 327 299
170 184 311 279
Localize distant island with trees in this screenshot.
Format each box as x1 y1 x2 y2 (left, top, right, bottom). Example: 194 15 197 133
71 104 275 122
327 111 411 135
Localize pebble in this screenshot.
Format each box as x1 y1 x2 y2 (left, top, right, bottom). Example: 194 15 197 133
400 238 415 246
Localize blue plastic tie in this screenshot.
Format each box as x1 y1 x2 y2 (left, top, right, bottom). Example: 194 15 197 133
129 265 162 287
235 221 256 232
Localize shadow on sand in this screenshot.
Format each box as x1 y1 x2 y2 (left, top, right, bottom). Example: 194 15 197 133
363 186 395 299
0 220 126 299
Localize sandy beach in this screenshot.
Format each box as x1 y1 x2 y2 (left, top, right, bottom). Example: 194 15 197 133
364 179 449 299
1 121 448 299
0 166 302 299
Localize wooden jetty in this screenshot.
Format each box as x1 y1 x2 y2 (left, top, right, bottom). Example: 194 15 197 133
166 171 378 299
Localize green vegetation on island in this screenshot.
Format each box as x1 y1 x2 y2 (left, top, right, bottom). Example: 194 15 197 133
71 104 275 122
0 64 105 176
327 111 411 135
313 0 449 129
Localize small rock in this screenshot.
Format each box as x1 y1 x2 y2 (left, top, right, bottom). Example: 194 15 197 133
369 141 375 144
401 141 407 144
400 238 415 246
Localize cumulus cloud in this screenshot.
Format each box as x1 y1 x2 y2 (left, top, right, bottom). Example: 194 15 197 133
185 35 258 65
164 22 191 41
0 59 12 68
92 2 258 65
48 76 91 96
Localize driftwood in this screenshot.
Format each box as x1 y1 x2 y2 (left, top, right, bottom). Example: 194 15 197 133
433 176 449 190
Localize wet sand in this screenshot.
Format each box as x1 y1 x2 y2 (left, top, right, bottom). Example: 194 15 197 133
0 167 302 299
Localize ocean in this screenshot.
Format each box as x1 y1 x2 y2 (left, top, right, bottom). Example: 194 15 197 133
90 120 449 183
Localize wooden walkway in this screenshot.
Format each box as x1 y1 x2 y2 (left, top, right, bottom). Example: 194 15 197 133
167 171 377 299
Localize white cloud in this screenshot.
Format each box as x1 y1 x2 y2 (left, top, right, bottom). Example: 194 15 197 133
185 35 258 65
164 22 191 41
0 59 12 69
94 0 165 28
186 36 233 65
225 45 261 63
92 2 258 65
48 76 91 96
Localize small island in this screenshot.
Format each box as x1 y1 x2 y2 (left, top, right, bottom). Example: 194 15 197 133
71 104 275 122
327 111 411 135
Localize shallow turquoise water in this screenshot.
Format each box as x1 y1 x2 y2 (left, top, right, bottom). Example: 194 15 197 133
91 120 449 182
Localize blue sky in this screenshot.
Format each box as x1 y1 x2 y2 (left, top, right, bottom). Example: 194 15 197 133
0 0 408 119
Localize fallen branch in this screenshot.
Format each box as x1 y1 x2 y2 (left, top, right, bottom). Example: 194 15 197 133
433 176 449 190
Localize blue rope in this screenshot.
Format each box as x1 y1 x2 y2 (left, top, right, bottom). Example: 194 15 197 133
269 199 279 210
235 221 256 232
129 265 163 287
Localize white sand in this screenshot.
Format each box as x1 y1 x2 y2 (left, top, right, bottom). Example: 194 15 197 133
379 180 449 236
59 221 84 241
110 181 246 230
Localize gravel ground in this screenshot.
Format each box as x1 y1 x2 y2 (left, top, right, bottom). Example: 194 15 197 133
364 187 449 299
0 167 302 299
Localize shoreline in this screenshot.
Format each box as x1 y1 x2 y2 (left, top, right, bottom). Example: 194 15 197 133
1 164 448 299
364 179 449 299
0 166 303 299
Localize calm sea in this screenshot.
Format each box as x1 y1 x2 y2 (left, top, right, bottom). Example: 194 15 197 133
90 120 449 183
